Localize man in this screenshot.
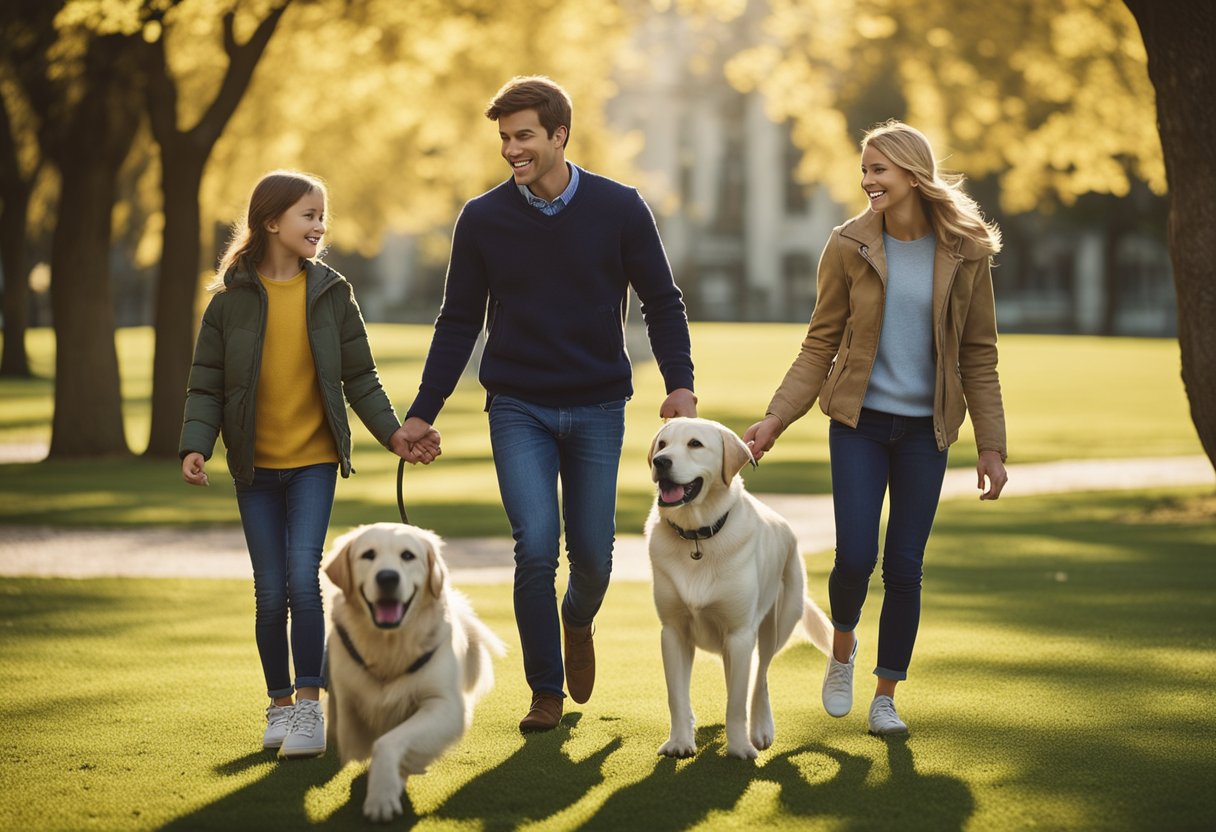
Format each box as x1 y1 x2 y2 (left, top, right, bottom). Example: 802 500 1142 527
400 75 697 732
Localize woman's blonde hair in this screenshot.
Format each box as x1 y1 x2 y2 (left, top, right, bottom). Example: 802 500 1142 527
208 170 328 292
861 120 1001 254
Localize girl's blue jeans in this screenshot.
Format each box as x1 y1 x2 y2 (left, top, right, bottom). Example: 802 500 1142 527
828 409 948 681
488 394 626 698
234 462 336 698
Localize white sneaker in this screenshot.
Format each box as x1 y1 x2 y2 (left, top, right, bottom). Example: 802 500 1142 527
263 703 293 750
278 698 326 758
867 695 908 735
822 637 857 718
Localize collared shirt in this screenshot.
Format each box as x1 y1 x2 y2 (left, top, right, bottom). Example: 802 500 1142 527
518 163 580 215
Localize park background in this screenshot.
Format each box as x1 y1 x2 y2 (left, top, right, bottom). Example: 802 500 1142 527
1 1 1214 830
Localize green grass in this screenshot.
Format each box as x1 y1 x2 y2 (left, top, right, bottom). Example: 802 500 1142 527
0 325 1204 536
1 487 1213 831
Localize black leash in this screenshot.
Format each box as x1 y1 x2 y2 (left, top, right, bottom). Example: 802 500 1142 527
396 458 409 525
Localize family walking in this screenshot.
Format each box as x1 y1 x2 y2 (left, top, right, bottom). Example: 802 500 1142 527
178 75 1007 758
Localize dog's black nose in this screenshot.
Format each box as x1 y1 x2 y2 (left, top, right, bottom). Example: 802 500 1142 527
653 456 672 471
375 570 400 590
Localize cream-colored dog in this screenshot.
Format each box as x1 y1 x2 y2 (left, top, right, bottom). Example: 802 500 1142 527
324 523 505 822
645 418 833 759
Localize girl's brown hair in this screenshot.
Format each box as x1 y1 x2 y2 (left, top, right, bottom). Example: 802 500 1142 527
209 170 328 292
861 121 1001 254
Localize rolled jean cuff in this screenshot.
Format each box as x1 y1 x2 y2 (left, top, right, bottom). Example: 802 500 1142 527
294 675 326 691
268 684 295 699
829 616 859 633
874 665 907 682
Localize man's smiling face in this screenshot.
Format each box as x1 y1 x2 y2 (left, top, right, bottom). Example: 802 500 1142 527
498 108 568 201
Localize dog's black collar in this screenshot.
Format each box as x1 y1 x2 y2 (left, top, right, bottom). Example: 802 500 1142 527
333 622 437 676
666 511 730 560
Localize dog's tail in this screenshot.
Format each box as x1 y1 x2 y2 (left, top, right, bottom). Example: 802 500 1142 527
801 596 834 656
453 591 507 700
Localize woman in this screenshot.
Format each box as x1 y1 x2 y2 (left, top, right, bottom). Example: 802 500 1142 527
744 120 1008 735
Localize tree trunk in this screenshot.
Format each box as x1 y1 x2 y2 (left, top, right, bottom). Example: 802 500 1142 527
0 197 32 377
142 5 288 458
0 87 34 377
42 36 144 458
144 156 205 457
1124 0 1216 471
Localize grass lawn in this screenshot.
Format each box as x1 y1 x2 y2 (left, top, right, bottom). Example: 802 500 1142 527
0 325 1204 538
2 487 1213 831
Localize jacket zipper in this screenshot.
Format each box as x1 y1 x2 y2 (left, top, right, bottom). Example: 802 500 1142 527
934 255 965 447
306 268 350 476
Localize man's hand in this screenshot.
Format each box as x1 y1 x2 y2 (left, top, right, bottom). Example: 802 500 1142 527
391 417 442 465
741 415 784 462
182 452 209 486
977 450 1008 500
659 388 698 419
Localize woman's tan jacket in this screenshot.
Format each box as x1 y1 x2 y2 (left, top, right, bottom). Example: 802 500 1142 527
766 210 1007 459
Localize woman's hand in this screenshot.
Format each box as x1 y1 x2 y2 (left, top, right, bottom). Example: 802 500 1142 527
977 450 1007 500
742 414 784 462
182 452 209 486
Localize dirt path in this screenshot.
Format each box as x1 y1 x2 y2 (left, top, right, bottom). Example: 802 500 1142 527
1 455 1210 583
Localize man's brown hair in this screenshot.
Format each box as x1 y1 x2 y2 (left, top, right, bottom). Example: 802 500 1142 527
484 75 572 148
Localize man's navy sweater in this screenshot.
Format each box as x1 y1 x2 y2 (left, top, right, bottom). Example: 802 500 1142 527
407 171 695 424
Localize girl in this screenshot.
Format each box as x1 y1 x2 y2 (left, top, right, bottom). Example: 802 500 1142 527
179 170 438 758
744 121 1008 735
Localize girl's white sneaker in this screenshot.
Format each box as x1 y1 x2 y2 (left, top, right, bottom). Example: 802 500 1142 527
263 703 294 750
279 698 326 758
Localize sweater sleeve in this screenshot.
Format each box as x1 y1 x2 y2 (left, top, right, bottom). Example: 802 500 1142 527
622 191 695 393
406 204 489 425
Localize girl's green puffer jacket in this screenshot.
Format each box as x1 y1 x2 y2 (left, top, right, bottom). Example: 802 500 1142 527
179 257 400 484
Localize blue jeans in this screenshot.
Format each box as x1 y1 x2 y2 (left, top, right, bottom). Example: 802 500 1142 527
234 463 337 698
828 409 948 681
488 394 627 698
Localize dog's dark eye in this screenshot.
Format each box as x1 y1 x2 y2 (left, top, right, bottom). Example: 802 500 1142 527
401 549 416 561
657 440 667 450
688 439 703 448
359 550 375 560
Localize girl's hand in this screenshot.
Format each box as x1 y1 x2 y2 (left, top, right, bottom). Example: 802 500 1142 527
182 452 209 486
742 414 784 462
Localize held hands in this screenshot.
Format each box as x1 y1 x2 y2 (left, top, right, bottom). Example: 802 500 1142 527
181 452 209 486
391 417 442 465
977 450 1008 500
741 414 784 462
659 388 698 419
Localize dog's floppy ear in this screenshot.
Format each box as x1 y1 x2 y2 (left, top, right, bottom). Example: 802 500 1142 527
416 527 448 599
324 525 367 596
720 423 757 484
647 426 664 468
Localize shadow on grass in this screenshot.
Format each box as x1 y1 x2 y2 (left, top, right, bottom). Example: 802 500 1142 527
582 730 971 832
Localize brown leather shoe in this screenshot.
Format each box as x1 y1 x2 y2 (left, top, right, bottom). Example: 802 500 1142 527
563 616 595 704
519 693 563 732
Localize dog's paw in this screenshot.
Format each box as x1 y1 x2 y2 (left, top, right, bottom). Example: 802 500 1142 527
658 737 697 758
726 740 760 760
364 762 405 822
363 790 403 823
750 714 775 751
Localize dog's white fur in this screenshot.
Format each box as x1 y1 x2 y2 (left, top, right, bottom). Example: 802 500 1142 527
324 523 505 822
645 417 833 759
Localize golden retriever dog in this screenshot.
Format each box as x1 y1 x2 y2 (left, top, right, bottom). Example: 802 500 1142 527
324 523 505 822
645 418 833 759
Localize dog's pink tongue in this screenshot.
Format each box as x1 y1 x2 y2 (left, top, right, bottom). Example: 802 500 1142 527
374 601 404 625
660 484 685 503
